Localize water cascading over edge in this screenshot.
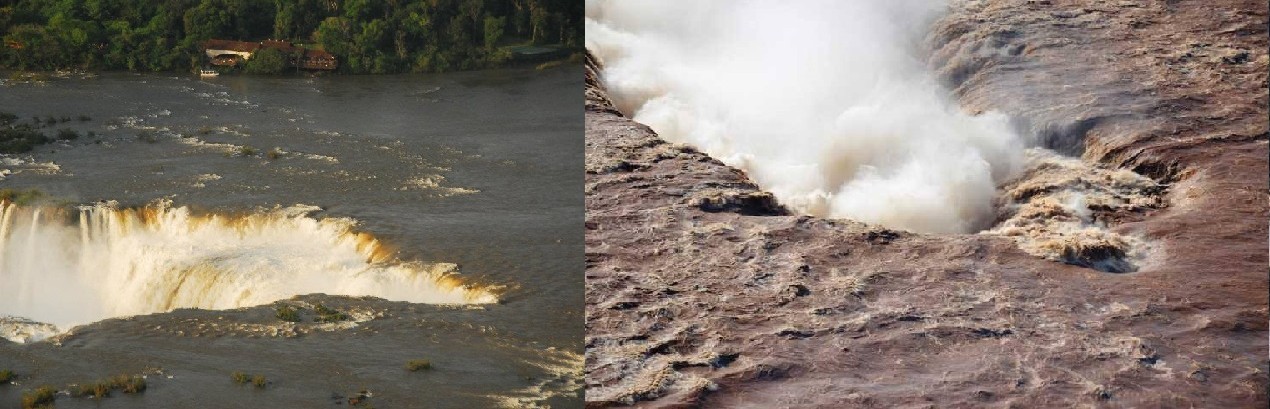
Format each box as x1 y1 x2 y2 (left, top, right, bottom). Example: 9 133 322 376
0 200 497 335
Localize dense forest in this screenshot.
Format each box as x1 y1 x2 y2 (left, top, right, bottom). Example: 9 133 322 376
0 0 582 73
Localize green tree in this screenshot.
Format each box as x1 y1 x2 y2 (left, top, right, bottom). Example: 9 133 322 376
3 25 64 70
183 1 231 41
223 0 275 40
315 16 351 57
272 0 328 40
529 4 548 44
243 46 287 74
343 0 377 21
483 15 504 50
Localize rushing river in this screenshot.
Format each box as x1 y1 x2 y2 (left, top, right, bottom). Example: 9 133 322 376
0 67 582 408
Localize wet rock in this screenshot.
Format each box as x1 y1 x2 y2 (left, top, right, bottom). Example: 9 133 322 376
691 189 786 216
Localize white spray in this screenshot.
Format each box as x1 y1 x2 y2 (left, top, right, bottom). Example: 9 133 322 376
586 0 1024 233
0 201 496 331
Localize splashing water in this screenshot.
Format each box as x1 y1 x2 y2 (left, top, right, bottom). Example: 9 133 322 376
0 201 496 332
586 0 1025 233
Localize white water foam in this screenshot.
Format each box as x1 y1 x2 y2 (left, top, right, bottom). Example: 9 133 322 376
0 201 496 336
587 0 1025 233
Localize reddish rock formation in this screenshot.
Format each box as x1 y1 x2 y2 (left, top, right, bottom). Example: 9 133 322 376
584 0 1267 407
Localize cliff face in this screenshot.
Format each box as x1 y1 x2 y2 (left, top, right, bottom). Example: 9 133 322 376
584 0 1268 407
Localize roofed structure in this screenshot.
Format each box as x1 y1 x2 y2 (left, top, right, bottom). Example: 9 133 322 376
203 39 260 54
200 39 337 71
300 49 338 70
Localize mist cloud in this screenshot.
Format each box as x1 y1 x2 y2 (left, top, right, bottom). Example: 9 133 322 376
587 0 1024 234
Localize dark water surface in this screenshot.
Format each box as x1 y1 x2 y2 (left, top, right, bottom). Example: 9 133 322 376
0 66 582 408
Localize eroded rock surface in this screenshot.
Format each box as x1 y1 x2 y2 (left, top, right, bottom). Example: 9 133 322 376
584 0 1267 407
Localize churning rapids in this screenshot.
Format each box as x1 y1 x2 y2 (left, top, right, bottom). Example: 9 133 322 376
0 201 494 336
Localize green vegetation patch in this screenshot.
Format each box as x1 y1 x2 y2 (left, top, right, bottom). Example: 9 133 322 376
243 47 289 75
313 303 350 323
405 359 432 372
0 110 101 151
112 374 147 394
0 124 51 153
0 189 46 206
275 305 301 322
21 386 56 409
69 374 147 399
56 128 80 140
276 303 348 323
72 382 109 398
0 369 15 383
232 371 268 388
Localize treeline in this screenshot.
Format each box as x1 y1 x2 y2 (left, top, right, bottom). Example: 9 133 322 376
0 0 581 73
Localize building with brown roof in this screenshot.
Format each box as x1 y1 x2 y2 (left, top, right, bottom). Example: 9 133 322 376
201 39 338 71
203 40 259 66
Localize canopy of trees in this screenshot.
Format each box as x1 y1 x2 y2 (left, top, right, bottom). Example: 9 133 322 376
242 46 288 74
0 0 581 73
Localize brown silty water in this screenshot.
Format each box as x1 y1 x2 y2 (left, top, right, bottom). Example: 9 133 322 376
582 0 1266 406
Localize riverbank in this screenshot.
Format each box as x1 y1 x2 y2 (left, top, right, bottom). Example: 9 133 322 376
0 50 582 81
